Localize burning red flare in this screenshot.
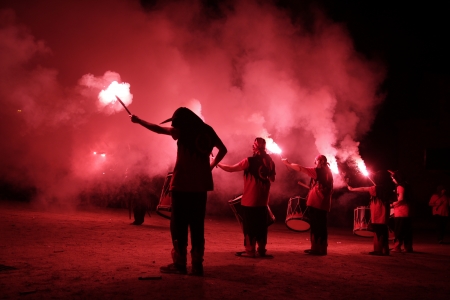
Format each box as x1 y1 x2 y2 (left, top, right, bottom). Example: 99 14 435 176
98 81 133 112
265 137 282 155
357 160 369 176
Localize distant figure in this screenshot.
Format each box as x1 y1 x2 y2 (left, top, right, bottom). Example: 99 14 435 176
282 155 333 255
347 171 393 256
130 107 227 276
429 185 449 243
125 171 151 226
389 170 413 253
217 138 276 258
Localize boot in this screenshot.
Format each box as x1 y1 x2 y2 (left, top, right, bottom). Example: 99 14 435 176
369 234 382 255
307 234 327 255
190 246 204 276
160 240 187 274
243 235 256 257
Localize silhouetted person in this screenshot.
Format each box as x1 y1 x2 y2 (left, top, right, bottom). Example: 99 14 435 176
389 170 413 253
217 138 276 258
130 107 227 276
282 155 333 255
429 185 449 243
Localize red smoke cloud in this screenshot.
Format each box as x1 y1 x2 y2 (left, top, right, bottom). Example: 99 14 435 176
0 0 385 207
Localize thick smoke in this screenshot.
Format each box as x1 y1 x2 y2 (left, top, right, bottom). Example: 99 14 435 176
0 0 385 212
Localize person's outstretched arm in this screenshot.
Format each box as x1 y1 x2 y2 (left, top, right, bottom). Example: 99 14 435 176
217 161 248 172
281 158 308 174
347 186 371 192
130 115 175 136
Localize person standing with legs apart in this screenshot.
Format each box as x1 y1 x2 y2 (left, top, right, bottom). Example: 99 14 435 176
347 171 393 256
429 185 449 244
130 107 227 276
282 155 333 256
217 138 276 258
389 170 413 253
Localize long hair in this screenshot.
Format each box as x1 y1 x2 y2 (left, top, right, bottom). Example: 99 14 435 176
372 171 394 204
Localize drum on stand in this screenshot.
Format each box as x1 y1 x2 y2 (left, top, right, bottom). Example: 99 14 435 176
285 196 310 232
228 195 275 231
353 206 374 237
156 172 172 219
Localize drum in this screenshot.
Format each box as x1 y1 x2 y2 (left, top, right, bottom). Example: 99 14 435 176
285 196 310 232
156 172 172 219
228 195 275 231
353 206 374 237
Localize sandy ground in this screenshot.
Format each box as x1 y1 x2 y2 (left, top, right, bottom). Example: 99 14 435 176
1 200 449 300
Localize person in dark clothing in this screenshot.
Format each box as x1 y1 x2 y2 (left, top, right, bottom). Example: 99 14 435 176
130 107 227 276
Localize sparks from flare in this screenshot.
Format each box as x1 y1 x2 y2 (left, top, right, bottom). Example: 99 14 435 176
356 159 369 177
265 137 282 156
356 159 375 185
329 160 339 174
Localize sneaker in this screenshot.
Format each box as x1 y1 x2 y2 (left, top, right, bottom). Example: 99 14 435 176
160 263 187 275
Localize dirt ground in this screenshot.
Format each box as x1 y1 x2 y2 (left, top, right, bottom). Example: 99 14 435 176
1 200 449 300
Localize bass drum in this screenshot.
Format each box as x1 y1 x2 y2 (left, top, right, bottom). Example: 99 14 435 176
353 206 373 237
228 195 275 231
285 196 310 232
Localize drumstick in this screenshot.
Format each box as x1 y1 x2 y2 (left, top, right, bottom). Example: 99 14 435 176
297 181 310 190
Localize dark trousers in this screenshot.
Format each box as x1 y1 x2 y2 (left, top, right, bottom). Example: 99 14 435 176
308 206 328 249
394 217 413 250
371 223 389 253
133 203 147 225
242 206 268 253
170 191 207 265
434 215 448 242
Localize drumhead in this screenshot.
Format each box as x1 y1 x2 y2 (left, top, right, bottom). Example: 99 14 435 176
286 218 310 232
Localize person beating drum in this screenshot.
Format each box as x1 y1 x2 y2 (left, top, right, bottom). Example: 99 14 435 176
217 138 276 258
347 171 393 256
282 155 333 256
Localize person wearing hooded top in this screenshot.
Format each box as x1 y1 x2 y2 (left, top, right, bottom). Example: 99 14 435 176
347 171 393 256
282 155 333 256
130 107 227 276
217 138 276 258
389 170 413 253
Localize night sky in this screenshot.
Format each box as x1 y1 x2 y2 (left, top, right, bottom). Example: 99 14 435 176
1 0 449 208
